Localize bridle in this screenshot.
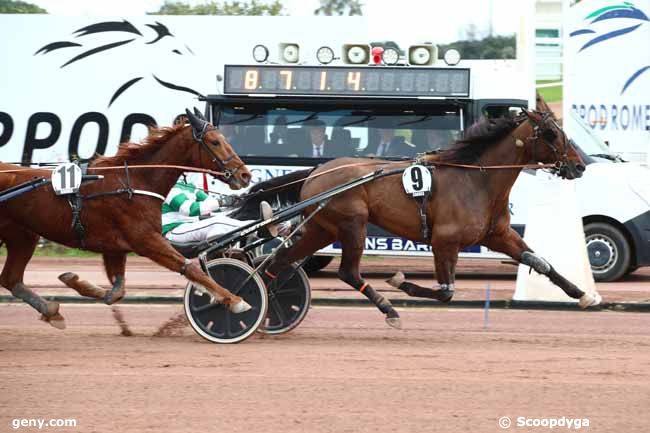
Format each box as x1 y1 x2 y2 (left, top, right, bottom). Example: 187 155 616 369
523 111 574 173
191 122 245 181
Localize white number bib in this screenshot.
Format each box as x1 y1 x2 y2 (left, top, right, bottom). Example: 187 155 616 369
402 165 432 197
51 163 82 195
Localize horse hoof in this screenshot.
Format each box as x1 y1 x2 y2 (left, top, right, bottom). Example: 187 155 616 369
436 289 454 303
386 272 405 288
58 272 78 285
385 317 402 330
230 299 252 314
40 312 66 330
104 288 125 305
579 292 602 309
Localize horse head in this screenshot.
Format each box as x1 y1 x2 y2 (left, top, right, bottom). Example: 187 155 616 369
522 110 585 180
184 108 252 189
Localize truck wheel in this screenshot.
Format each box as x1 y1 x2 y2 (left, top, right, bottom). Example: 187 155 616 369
303 256 334 274
625 265 639 276
584 222 631 282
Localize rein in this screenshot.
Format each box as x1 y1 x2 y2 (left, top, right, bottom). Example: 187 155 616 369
423 161 557 170
0 164 227 177
243 158 557 199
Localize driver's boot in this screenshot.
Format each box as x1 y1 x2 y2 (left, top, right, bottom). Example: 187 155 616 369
257 201 279 238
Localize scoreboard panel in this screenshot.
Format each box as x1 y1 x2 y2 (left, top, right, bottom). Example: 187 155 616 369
224 65 470 98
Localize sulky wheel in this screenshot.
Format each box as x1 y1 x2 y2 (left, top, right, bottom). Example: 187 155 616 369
184 258 267 344
254 255 311 335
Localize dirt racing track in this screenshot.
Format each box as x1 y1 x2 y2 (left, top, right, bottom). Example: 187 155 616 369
1 258 650 433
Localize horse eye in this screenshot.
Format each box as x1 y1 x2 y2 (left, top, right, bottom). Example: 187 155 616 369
211 139 221 147
542 129 557 142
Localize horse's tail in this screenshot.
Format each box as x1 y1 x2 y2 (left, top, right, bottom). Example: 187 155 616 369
230 168 314 221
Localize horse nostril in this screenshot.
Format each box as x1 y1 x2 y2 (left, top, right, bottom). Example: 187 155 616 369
241 172 251 184
577 164 585 173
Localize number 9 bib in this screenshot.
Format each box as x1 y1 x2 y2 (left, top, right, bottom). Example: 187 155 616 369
402 165 432 197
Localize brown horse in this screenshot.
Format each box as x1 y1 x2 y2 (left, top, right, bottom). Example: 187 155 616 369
0 109 252 329
240 110 599 328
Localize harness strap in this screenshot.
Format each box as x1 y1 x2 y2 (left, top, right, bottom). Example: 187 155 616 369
68 162 88 249
418 192 431 242
65 163 165 249
131 190 165 201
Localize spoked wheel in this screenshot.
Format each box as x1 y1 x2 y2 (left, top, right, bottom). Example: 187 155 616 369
253 255 311 335
184 258 267 344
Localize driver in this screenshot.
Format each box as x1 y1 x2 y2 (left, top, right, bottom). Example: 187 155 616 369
162 178 277 244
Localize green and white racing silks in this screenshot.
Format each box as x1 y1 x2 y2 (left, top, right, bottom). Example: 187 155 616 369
162 182 220 235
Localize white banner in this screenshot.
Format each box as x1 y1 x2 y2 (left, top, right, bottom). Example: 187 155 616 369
0 15 367 164
563 0 650 163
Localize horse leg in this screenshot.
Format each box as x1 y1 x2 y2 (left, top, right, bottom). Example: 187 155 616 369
58 253 126 304
59 272 107 299
336 217 401 329
0 225 65 329
102 253 127 304
386 247 458 303
134 233 251 313
484 227 600 308
266 220 335 275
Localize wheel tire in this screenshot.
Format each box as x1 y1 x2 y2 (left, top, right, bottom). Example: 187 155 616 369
302 255 334 275
184 258 267 344
584 222 631 282
253 255 311 335
625 265 639 276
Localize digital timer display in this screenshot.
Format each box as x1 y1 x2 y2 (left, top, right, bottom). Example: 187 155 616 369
224 65 470 97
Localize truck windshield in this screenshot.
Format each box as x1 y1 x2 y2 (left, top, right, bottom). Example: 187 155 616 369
565 111 622 162
215 105 463 159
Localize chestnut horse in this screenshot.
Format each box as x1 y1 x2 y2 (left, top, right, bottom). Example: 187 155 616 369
239 110 600 328
0 109 252 329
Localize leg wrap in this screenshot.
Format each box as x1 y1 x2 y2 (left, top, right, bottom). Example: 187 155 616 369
521 251 551 274
522 252 584 299
110 275 124 291
12 283 54 316
361 285 398 318
103 275 125 305
180 259 192 276
548 268 584 299
398 282 454 302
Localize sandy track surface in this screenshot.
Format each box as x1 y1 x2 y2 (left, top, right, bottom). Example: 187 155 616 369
11 256 650 304
1 304 649 433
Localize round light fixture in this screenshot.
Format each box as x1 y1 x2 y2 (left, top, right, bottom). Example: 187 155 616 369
443 49 461 66
252 44 269 63
410 46 431 65
282 44 300 63
347 46 368 64
316 46 335 64
381 47 400 65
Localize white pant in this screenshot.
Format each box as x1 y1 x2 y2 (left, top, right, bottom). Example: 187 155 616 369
164 214 253 244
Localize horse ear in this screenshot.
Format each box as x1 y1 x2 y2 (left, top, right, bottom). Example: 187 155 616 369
193 107 207 122
185 108 207 133
522 109 539 124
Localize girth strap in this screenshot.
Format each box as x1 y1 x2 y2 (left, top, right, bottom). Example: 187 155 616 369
67 162 165 250
416 192 431 242
68 163 88 249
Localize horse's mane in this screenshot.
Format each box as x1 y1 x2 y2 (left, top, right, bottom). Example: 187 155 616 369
91 123 187 166
437 116 522 164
